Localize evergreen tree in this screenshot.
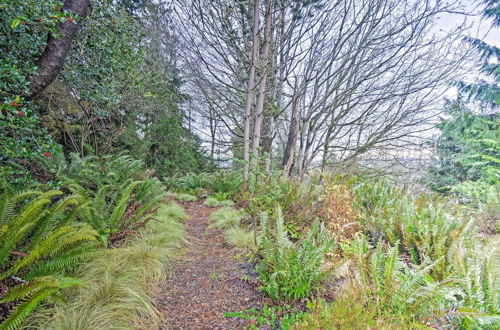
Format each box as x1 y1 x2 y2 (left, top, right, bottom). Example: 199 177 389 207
459 0 500 109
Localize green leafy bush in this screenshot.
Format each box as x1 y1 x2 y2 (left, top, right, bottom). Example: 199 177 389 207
341 234 457 325
179 172 209 190
256 207 333 301
352 179 460 278
206 171 243 197
0 0 64 184
224 304 307 329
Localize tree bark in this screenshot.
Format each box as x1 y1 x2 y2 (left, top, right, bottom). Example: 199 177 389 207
250 0 273 168
243 0 260 185
282 88 300 176
27 0 91 99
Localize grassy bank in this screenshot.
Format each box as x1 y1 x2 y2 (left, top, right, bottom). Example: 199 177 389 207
30 203 187 329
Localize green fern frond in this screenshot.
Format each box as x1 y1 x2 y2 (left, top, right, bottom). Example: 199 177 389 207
2 224 97 280
0 276 83 330
109 181 143 232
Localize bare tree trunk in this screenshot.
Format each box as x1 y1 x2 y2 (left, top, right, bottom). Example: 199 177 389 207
243 0 260 185
261 114 274 171
27 0 91 99
297 118 309 178
209 106 216 160
282 89 300 176
251 0 273 168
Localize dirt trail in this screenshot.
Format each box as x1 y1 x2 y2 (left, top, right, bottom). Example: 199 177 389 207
157 201 264 329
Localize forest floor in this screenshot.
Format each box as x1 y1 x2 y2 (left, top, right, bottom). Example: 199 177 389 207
157 201 266 329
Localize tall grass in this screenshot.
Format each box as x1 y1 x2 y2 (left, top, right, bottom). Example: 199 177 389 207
224 227 256 250
203 197 235 208
34 204 186 329
157 202 188 221
168 192 198 202
208 207 244 229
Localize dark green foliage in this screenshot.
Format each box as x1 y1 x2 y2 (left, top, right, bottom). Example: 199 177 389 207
224 304 307 329
352 179 460 279
141 117 213 176
207 171 243 197
0 188 98 328
429 100 500 198
1 0 211 185
256 207 333 301
61 154 166 243
0 1 62 183
458 0 500 109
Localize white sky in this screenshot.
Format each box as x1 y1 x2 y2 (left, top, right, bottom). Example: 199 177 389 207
436 0 500 46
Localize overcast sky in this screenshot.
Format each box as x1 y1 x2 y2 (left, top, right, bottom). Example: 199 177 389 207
437 0 500 46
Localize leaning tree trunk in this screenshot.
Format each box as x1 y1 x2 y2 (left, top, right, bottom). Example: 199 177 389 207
27 0 91 99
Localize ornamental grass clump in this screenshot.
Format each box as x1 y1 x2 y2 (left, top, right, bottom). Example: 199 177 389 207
208 207 245 229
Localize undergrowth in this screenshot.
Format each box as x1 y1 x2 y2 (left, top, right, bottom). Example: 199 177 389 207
203 197 235 208
168 192 198 202
208 207 245 229
33 203 186 329
256 207 334 301
224 304 307 329
224 227 257 250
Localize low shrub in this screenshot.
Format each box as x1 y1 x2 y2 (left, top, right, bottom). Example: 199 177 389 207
206 171 242 197
243 172 323 237
203 197 235 208
224 304 307 329
352 179 460 279
179 172 209 190
75 178 166 245
208 207 244 229
343 234 458 325
319 183 359 242
299 290 401 329
256 207 334 301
